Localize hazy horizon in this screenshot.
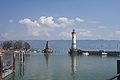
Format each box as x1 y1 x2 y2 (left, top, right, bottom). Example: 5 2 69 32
1 39 120 41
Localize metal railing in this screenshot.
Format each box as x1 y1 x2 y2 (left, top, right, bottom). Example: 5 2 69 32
107 60 120 80
107 73 120 80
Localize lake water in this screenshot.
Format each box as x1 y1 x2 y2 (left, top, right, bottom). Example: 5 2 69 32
2 40 120 80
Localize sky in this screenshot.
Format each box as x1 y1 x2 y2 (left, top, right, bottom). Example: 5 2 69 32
0 0 120 40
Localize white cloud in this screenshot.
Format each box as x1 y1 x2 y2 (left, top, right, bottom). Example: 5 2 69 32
57 17 75 26
97 26 105 29
19 18 40 27
27 26 40 37
0 32 11 40
39 16 81 27
19 18 40 37
77 29 109 40
59 32 71 40
38 16 58 27
87 21 98 23
75 17 84 22
19 16 85 28
58 29 102 40
108 30 120 39
115 31 120 36
77 29 93 38
1 33 9 37
9 19 13 23
19 16 86 38
42 30 50 38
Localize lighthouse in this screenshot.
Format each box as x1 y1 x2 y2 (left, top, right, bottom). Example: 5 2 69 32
69 29 78 54
71 29 76 50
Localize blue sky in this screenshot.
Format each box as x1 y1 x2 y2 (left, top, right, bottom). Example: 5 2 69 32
0 0 120 40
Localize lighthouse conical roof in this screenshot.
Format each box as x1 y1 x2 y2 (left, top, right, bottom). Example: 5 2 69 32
72 29 76 34
73 29 75 32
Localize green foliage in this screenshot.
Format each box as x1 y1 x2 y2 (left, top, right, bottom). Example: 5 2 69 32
14 40 23 50
23 42 31 50
2 40 31 51
2 41 14 50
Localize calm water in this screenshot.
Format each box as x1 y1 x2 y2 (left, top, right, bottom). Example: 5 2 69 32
3 40 120 80
5 53 119 80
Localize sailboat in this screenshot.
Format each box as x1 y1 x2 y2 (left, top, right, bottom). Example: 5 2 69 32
42 41 53 54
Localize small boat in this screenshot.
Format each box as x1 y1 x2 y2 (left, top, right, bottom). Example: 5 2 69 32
42 41 53 53
102 52 107 55
0 48 5 53
14 50 20 53
83 52 89 56
33 51 37 53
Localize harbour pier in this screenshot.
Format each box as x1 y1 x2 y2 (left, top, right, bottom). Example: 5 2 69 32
77 49 120 56
69 29 120 56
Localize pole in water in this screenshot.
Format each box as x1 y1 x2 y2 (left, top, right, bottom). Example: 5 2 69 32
22 52 24 63
0 54 2 80
20 52 24 64
19 51 24 78
117 60 120 80
13 53 16 73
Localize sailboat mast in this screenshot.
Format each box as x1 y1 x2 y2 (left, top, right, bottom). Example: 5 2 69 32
46 41 49 49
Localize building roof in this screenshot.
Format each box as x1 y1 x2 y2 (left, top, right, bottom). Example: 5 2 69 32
0 48 5 52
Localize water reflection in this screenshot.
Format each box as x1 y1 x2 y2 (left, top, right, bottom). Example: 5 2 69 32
44 53 53 80
12 73 15 80
19 53 24 80
101 54 107 58
70 53 77 80
3 73 15 80
44 53 51 67
19 62 24 80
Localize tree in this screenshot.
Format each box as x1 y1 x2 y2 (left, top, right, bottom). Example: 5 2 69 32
14 40 23 50
2 40 31 51
2 41 14 50
23 42 31 50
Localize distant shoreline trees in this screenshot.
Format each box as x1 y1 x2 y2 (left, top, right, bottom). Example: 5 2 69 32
1 40 31 51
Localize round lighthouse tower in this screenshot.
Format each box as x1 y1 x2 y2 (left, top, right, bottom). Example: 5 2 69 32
71 29 77 50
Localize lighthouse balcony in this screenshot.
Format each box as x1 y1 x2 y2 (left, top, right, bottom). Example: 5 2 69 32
69 48 79 55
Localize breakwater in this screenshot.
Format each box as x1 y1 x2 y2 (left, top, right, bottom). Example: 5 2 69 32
77 49 120 56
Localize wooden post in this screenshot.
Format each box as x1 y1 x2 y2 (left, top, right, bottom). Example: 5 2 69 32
0 54 2 80
21 52 24 63
117 60 120 80
19 52 24 78
23 52 24 63
19 52 24 64
13 53 15 73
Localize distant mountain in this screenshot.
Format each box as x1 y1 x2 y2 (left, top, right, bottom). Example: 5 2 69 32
0 40 120 51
